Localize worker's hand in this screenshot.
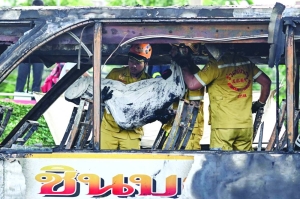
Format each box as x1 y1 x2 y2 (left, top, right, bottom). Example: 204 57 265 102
170 45 180 59
145 109 175 124
161 69 172 80
101 86 113 102
252 100 265 113
170 45 189 68
170 45 198 73
156 109 175 124
188 59 200 74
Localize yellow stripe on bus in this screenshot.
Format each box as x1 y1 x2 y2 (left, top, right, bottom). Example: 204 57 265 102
25 153 194 160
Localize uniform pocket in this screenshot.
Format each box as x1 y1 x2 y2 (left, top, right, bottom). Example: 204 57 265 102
103 113 120 133
133 127 144 135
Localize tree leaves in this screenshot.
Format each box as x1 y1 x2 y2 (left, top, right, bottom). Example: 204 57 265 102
2 0 94 6
0 101 55 146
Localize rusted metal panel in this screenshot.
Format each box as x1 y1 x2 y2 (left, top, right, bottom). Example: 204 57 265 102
102 23 269 44
46 26 94 45
93 22 102 150
0 6 298 21
0 6 273 21
38 22 269 46
1 7 300 53
33 43 276 65
0 6 294 70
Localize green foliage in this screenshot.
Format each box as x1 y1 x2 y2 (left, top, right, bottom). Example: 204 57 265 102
202 0 253 5
43 0 94 6
2 0 93 6
0 70 18 98
0 101 55 146
253 65 286 103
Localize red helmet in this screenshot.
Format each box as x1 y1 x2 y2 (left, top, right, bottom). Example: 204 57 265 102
129 44 152 60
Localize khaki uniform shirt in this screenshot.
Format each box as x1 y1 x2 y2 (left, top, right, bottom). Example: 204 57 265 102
188 88 204 101
101 67 150 139
194 53 262 129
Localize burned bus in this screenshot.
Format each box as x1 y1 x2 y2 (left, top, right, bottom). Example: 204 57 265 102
0 3 299 199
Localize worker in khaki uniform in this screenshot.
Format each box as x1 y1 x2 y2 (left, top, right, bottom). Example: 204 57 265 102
185 89 205 150
162 43 205 150
161 88 204 150
101 44 152 150
173 43 271 151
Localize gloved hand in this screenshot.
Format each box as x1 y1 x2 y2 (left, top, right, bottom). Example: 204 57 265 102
156 109 175 124
170 45 189 68
188 58 200 74
252 100 265 113
170 45 198 72
101 86 113 102
161 69 172 80
145 108 175 124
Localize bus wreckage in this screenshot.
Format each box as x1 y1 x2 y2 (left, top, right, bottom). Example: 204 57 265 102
0 2 300 199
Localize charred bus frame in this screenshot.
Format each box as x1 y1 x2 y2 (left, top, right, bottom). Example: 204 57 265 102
0 3 299 152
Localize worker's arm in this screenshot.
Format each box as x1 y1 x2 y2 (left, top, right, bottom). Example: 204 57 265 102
171 45 215 90
255 72 271 104
251 71 271 113
181 67 204 90
181 59 218 91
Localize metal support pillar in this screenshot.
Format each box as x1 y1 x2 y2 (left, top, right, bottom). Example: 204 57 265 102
295 63 299 136
285 25 296 152
93 22 102 150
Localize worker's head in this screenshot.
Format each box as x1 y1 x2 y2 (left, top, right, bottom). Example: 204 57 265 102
170 43 199 58
204 43 229 61
128 44 152 76
32 0 44 6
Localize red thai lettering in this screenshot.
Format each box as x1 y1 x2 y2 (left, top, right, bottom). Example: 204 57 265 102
238 94 247 98
36 165 181 198
35 167 77 195
78 174 135 196
130 174 152 195
152 175 178 197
